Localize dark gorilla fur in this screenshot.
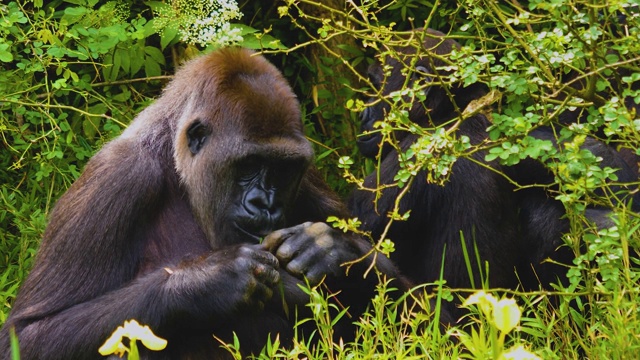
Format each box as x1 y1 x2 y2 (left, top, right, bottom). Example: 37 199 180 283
349 29 638 317
0 48 410 359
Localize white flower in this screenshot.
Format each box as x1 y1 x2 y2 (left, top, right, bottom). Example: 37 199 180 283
500 345 541 360
155 0 243 48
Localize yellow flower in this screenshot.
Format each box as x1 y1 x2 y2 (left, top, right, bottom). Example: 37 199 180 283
98 319 168 356
123 320 168 351
98 326 127 357
463 290 498 318
492 298 521 334
500 345 541 360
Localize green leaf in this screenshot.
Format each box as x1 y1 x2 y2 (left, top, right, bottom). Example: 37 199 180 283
110 50 121 82
102 52 113 82
240 33 286 50
112 88 132 102
144 46 165 65
61 7 87 26
160 27 179 50
0 44 13 62
231 24 258 36
116 48 129 74
145 1 171 12
47 46 66 59
485 153 498 162
64 68 79 83
130 42 145 75
144 57 161 77
144 18 159 38
83 117 101 140
10 328 20 360
233 25 286 50
316 149 334 161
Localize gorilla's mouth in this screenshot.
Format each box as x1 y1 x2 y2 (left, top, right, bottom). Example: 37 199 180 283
233 222 272 244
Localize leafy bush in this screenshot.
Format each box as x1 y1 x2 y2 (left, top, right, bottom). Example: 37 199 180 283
1 0 640 358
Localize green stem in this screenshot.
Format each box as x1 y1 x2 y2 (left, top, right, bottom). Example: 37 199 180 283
128 340 139 360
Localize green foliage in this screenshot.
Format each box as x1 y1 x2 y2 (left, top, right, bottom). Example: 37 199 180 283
2 0 640 358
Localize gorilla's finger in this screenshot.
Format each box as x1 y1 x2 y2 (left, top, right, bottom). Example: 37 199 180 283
253 263 281 286
285 258 306 278
279 229 339 262
247 245 280 269
262 222 312 251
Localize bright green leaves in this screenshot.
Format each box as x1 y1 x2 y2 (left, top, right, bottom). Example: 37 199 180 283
61 6 88 26
485 135 555 165
487 109 542 140
0 2 27 62
0 43 12 62
232 24 287 50
1 2 28 27
0 0 177 220
143 46 165 78
395 128 471 188
160 25 179 50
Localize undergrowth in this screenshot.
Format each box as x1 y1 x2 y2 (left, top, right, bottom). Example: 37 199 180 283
2 0 639 359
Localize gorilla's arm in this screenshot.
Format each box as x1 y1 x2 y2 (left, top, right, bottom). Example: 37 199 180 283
349 130 521 289
9 246 278 360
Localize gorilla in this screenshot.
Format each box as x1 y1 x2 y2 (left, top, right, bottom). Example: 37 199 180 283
0 48 410 359
349 29 638 313
352 29 521 293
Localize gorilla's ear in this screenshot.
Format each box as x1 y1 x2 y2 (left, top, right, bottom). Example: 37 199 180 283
187 120 211 155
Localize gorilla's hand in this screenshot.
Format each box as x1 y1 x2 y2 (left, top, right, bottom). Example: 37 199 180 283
262 222 358 285
167 244 280 318
226 245 281 311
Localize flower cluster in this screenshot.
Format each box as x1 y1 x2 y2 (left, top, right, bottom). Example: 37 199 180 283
154 0 243 48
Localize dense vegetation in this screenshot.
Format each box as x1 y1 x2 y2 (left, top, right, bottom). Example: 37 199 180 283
1 0 639 358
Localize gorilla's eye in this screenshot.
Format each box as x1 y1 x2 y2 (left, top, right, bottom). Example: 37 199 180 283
414 66 433 83
186 120 211 155
237 156 262 183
